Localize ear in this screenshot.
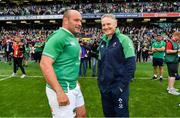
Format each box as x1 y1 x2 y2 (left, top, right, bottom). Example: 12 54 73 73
63 17 69 25
114 20 117 28
115 22 117 28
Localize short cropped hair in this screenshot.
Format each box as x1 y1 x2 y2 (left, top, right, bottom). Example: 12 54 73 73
101 14 117 21
63 9 72 19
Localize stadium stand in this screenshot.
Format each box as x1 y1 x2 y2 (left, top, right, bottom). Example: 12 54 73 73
0 0 179 63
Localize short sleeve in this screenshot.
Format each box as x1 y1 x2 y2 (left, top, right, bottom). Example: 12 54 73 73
162 41 166 47
43 32 65 61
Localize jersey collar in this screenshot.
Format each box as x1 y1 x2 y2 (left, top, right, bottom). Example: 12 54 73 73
61 27 74 37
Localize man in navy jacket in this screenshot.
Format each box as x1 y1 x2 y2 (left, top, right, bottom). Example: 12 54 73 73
98 14 136 117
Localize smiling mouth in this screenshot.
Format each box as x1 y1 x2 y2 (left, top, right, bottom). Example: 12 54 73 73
75 27 81 30
104 30 111 33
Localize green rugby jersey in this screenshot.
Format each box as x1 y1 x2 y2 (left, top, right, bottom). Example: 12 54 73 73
34 42 43 52
42 28 81 92
152 40 165 59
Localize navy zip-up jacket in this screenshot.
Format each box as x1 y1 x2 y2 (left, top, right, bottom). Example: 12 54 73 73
98 28 136 93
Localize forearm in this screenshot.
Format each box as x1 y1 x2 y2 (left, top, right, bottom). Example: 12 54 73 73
153 48 165 52
166 50 178 54
151 48 156 52
156 47 165 52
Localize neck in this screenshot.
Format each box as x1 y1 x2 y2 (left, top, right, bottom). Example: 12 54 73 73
62 27 74 35
107 35 113 40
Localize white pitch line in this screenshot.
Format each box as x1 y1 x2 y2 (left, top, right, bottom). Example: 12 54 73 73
0 74 168 80
27 75 43 78
0 75 43 78
0 75 10 77
0 76 12 81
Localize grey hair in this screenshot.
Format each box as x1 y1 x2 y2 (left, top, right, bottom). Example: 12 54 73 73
101 14 117 21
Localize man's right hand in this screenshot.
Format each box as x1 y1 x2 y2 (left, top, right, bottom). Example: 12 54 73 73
56 92 70 106
151 48 155 52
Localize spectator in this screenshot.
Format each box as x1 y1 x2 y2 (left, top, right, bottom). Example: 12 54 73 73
165 32 180 95
151 34 166 81
11 36 26 78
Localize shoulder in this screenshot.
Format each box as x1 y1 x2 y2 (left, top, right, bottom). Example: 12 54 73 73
166 41 172 46
117 33 131 44
118 33 130 40
161 40 166 44
47 29 67 42
117 33 134 49
152 40 158 45
166 41 173 49
116 33 135 57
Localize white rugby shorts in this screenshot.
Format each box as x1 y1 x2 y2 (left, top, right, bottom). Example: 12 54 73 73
46 85 85 118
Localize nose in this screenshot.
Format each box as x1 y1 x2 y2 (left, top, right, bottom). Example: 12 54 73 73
78 21 82 27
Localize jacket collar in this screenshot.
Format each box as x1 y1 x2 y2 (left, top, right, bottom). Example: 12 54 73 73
102 28 121 43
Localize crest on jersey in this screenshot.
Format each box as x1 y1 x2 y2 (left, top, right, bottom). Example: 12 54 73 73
101 45 104 48
70 41 75 46
113 42 117 47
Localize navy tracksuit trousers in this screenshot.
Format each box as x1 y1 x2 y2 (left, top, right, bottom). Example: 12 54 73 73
100 87 129 117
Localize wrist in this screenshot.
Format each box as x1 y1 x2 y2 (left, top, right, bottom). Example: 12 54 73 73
55 89 64 95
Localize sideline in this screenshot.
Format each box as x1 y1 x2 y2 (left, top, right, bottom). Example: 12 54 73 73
0 76 12 81
0 75 43 78
0 75 43 81
0 74 167 80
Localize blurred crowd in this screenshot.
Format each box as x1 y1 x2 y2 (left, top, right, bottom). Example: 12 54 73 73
0 25 179 50
0 2 180 16
0 25 180 60
0 25 179 76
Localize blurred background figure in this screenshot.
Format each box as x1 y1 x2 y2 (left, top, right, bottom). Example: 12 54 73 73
165 32 180 95
11 36 26 78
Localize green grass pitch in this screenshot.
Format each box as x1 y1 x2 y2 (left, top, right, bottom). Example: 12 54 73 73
0 61 180 117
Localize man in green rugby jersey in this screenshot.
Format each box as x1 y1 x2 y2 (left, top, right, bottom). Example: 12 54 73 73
40 10 86 117
151 34 166 81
